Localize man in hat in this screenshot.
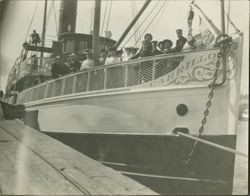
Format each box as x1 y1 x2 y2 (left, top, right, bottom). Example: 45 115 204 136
172 29 187 52
152 41 163 55
80 50 95 70
51 56 62 79
163 39 173 54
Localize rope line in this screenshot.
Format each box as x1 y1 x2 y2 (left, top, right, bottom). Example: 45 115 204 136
176 132 248 158
24 1 39 42
52 0 58 35
122 1 161 48
105 0 112 31
101 0 108 36
134 0 167 47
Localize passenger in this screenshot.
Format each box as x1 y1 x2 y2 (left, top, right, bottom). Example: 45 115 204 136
30 30 41 47
105 48 121 65
80 50 95 70
158 41 165 52
152 41 163 55
68 53 81 72
31 54 38 70
172 29 187 52
130 40 153 59
121 47 138 61
163 39 173 54
51 56 61 79
99 49 107 65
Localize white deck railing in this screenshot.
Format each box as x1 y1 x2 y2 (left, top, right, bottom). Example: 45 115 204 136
17 51 207 104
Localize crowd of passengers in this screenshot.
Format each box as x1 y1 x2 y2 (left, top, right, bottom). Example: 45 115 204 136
51 28 203 79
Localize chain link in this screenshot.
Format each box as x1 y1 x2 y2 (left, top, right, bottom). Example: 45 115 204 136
183 51 222 165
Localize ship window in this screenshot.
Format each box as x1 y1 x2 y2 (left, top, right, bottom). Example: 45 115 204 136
63 40 75 53
79 41 88 52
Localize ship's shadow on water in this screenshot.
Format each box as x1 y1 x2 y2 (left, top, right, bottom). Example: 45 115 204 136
46 131 237 195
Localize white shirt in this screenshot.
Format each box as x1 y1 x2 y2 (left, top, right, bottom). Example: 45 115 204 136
105 56 121 65
80 59 95 70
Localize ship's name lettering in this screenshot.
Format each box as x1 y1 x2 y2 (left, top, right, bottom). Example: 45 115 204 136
150 52 217 87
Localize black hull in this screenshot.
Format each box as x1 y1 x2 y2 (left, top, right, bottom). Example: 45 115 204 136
46 132 237 195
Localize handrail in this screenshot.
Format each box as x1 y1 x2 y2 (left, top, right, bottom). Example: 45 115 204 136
16 47 221 104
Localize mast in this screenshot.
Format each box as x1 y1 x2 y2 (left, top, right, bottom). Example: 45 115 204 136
92 0 101 64
40 0 48 61
220 0 225 34
114 0 151 49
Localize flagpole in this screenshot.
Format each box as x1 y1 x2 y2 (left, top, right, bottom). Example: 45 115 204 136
220 0 225 34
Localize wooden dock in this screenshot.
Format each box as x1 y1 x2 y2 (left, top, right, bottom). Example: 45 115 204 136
0 119 157 195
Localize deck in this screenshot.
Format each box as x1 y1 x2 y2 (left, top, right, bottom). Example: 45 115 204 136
0 119 157 195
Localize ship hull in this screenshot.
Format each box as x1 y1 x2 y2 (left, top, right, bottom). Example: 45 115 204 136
22 85 237 194
46 132 236 195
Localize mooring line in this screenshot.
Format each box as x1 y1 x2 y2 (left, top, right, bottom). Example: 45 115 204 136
176 132 248 158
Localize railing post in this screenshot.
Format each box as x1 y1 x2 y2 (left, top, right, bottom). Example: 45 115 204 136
44 83 49 99
51 81 56 97
103 68 107 89
86 72 90 91
124 65 128 87
152 60 156 80
72 75 77 94
61 78 66 95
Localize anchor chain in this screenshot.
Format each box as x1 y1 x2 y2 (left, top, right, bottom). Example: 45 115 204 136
184 35 232 165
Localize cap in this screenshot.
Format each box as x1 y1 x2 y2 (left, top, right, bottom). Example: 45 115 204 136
55 56 60 59
176 29 183 32
152 40 158 44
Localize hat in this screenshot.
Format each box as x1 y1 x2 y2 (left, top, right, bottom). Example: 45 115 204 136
176 29 183 32
163 39 173 47
69 53 76 56
152 40 158 44
55 56 60 59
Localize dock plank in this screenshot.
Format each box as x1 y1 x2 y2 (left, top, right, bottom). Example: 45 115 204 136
0 120 157 195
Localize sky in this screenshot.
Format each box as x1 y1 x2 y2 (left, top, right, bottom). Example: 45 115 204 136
0 0 249 93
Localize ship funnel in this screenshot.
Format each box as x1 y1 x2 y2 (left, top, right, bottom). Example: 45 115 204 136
58 0 77 36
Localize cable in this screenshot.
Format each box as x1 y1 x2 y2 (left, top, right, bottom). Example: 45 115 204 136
121 1 161 48
134 0 167 47
90 2 94 33
52 0 58 35
23 1 39 42
149 0 169 34
226 0 230 34
101 0 108 36
105 0 112 31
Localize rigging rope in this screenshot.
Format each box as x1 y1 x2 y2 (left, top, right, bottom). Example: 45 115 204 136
121 1 161 48
149 0 169 34
105 0 112 32
226 0 230 34
52 0 58 35
90 2 94 33
130 0 138 47
134 0 167 47
101 0 108 36
134 1 142 45
23 1 39 42
46 1 53 29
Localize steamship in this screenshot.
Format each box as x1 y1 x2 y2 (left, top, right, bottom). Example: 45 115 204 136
4 0 244 194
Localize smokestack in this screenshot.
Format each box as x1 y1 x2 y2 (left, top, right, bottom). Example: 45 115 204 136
58 0 77 36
